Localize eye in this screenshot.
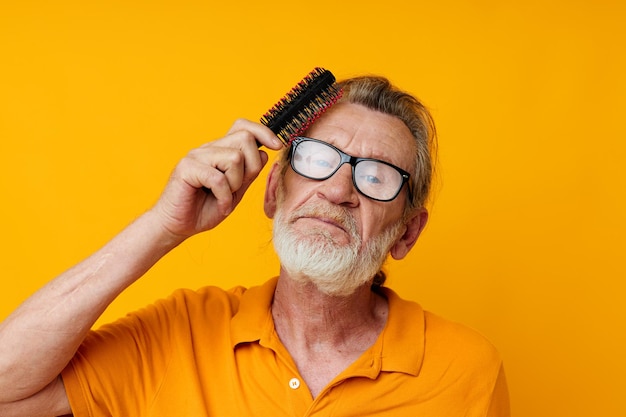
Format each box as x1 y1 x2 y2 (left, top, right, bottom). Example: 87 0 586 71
312 158 333 168
362 174 382 184
357 163 389 187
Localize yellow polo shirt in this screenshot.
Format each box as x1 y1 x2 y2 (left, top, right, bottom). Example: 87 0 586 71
62 278 510 416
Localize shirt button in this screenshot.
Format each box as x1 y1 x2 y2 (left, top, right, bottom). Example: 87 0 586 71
289 377 301 390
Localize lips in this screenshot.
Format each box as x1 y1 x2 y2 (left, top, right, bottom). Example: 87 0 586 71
299 215 348 234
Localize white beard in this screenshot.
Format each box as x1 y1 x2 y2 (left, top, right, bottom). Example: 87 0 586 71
272 202 405 297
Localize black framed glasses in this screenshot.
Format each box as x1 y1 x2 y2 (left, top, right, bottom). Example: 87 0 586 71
289 136 411 202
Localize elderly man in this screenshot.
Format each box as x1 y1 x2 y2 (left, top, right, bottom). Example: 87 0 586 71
0 76 510 416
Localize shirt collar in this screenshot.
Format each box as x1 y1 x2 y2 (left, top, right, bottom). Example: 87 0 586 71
230 278 425 377
376 286 425 376
230 277 278 348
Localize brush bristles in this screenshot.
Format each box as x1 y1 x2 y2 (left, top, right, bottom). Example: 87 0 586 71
261 67 343 146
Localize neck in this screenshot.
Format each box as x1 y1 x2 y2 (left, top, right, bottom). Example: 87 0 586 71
271 271 388 349
271 271 389 398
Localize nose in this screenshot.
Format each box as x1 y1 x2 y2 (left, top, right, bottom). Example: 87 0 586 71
316 163 359 207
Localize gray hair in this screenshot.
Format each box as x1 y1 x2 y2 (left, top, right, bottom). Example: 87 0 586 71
336 76 437 212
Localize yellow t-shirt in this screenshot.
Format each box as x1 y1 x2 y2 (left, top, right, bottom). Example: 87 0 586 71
61 278 510 416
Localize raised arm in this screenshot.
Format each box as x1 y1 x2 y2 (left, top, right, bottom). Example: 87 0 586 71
0 120 282 416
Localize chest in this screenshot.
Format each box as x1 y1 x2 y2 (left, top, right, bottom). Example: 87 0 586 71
150 343 485 417
289 349 364 398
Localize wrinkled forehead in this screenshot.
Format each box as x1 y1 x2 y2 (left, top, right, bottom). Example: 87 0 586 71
302 102 417 172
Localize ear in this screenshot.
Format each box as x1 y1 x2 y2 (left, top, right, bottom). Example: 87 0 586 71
264 162 281 219
390 208 429 260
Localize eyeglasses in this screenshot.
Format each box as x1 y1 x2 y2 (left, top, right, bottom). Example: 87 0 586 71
289 136 411 202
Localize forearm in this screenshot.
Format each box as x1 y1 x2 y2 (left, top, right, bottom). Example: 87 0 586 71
0 122 279 406
0 209 183 403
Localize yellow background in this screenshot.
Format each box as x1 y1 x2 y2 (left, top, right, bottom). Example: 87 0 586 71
1 1 624 415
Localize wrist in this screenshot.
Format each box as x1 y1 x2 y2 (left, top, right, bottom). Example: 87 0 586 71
137 209 190 253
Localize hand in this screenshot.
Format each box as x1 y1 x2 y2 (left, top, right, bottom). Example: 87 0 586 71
151 119 284 241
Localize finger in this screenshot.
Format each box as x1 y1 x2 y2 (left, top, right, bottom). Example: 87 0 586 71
226 118 284 150
231 131 269 183
188 145 248 195
188 145 263 216
182 158 235 215
203 167 235 215
200 130 270 186
231 149 269 205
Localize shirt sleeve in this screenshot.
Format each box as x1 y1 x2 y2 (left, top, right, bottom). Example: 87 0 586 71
61 285 245 417
61 296 178 417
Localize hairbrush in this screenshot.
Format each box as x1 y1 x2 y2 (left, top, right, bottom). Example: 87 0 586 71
260 67 343 147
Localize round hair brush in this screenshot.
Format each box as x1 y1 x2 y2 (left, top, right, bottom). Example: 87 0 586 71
260 67 343 147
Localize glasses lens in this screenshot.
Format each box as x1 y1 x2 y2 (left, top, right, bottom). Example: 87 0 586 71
292 140 341 179
290 137 408 202
354 160 404 201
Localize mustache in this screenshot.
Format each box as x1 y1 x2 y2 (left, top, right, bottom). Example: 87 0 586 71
287 203 358 237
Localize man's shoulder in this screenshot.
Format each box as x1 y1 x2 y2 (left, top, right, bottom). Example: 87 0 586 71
156 283 258 320
156 278 277 320
170 284 248 305
384 287 501 366
423 310 502 367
